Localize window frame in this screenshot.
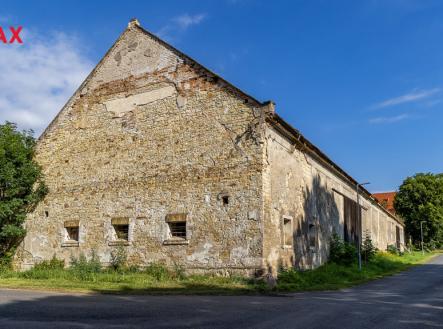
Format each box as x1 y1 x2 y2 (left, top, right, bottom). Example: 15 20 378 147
62 220 80 247
164 213 189 245
109 218 131 246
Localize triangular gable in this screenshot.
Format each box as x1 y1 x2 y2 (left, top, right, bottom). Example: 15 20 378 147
39 19 264 141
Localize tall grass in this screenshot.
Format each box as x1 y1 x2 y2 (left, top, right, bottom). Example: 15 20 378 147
277 251 434 292
0 251 436 294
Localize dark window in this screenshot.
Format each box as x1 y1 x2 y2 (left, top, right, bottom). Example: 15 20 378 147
114 224 129 241
222 196 229 205
168 221 186 239
309 223 317 249
66 227 79 241
344 197 360 244
45 211 49 217
283 217 293 246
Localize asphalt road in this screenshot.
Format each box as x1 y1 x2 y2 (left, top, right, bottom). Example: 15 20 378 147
0 255 442 329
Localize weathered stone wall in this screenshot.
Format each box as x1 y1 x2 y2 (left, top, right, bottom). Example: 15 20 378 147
15 24 265 274
263 126 404 273
14 21 404 275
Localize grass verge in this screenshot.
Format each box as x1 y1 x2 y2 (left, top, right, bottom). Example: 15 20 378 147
277 251 439 292
0 251 438 295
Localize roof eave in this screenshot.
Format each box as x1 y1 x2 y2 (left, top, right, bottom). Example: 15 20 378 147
267 113 404 226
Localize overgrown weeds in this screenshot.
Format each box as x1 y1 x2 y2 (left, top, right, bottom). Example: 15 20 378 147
0 248 437 295
329 233 357 265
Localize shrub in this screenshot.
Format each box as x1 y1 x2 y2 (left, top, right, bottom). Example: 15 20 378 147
172 263 186 280
33 255 65 270
110 246 127 271
19 255 65 280
387 244 399 255
329 233 357 265
425 239 438 251
362 231 377 263
69 250 101 280
144 263 171 281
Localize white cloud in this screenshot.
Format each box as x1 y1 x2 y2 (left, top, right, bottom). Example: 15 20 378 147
372 88 440 109
157 13 207 41
369 113 410 124
0 30 93 136
173 14 206 30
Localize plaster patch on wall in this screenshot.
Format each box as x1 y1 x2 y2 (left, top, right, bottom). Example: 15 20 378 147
187 242 213 263
103 85 177 117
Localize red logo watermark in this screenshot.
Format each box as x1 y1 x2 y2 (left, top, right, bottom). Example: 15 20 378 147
0 26 23 44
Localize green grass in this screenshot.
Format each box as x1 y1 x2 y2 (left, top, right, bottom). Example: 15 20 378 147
0 251 437 295
277 251 439 292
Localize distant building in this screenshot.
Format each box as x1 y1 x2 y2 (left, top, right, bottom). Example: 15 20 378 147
373 192 397 215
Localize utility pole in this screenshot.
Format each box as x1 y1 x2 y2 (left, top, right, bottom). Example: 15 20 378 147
421 221 425 255
356 182 370 271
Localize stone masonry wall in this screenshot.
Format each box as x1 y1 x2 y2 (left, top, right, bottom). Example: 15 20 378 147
15 24 266 275
263 126 404 273
14 21 404 275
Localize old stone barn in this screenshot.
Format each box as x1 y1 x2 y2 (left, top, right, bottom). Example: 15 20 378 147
15 20 404 275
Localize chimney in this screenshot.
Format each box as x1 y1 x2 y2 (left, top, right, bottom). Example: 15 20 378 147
128 18 140 28
262 100 276 115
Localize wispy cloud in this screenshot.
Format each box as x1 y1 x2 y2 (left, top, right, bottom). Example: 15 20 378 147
157 13 207 41
372 88 440 109
369 113 410 124
173 14 206 30
0 30 93 135
0 14 12 23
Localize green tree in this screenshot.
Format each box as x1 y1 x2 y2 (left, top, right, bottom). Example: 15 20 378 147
0 122 47 263
394 173 443 248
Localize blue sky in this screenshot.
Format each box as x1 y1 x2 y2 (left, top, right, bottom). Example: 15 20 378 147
1 0 442 192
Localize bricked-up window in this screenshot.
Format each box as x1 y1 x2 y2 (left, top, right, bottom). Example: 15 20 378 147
166 213 187 240
64 220 79 242
282 216 293 247
111 218 129 241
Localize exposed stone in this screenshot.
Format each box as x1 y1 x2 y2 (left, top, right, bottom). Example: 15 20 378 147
14 20 404 276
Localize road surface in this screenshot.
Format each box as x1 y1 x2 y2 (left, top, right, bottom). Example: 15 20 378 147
0 255 442 328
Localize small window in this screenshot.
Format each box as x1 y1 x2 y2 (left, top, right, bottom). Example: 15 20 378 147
282 217 293 247
165 213 187 240
66 227 79 242
63 220 80 245
111 218 130 241
169 222 187 238
114 224 129 241
218 192 230 207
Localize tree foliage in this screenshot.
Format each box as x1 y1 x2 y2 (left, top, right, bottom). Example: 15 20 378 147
0 122 47 262
394 173 443 248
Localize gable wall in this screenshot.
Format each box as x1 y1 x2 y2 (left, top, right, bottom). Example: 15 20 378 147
15 26 266 274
